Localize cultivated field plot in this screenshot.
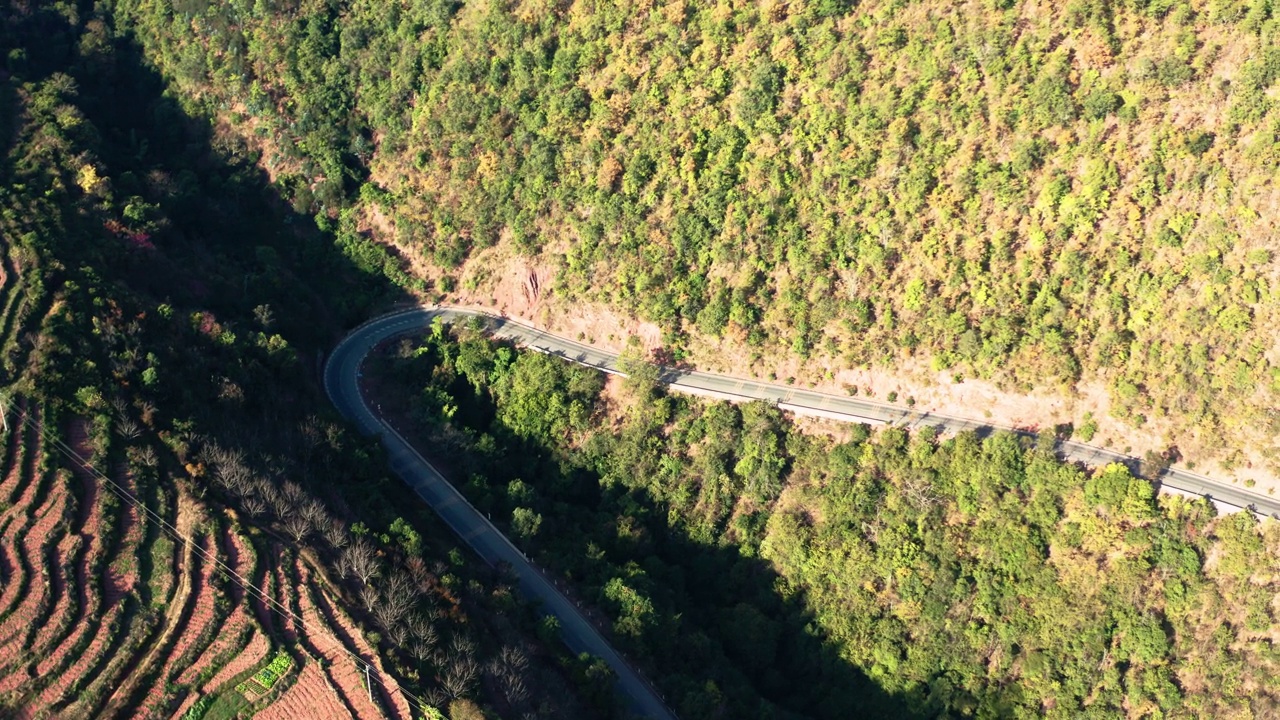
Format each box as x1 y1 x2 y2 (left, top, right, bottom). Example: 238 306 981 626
0 402 411 720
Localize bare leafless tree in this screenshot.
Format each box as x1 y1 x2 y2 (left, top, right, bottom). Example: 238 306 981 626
138 400 157 427
449 635 476 661
361 583 381 612
243 494 268 518
339 538 381 585
900 473 939 512
128 444 159 470
425 687 450 708
215 465 254 497
373 572 416 631
411 640 434 663
499 669 528 705
498 645 529 673
298 415 324 468
282 479 306 505
490 645 530 705
117 416 142 441
410 614 438 650
321 516 349 550
301 498 328 528
210 445 250 483
440 655 479 699
267 485 292 520
282 512 311 544
194 443 217 469
406 556 431 589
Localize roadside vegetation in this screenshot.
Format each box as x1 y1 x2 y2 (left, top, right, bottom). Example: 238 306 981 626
369 322 1280 719
8 0 1280 718
110 0 1280 471
0 2 604 717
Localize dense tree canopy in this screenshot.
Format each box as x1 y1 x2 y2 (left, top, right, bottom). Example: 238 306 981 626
111 0 1280 467
373 325 1280 719
0 3 608 715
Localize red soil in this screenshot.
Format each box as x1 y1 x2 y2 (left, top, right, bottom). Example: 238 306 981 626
0 408 39 527
0 418 415 720
175 603 250 691
254 656 353 720
220 523 250 604
102 463 142 606
308 568 413 720
0 521 13 589
9 421 110 689
271 547 300 643
101 520 212 712
31 602 126 708
30 464 143 707
0 478 69 651
169 606 253 720
0 521 29 627
66 421 98 529
61 605 157 720
134 533 222 718
175 525 256 688
31 538 98 678
0 408 42 623
0 531 76 691
198 626 269 696
7 406 40 504
247 549 277 640
295 561 389 719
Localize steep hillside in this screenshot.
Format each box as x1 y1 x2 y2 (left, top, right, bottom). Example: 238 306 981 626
110 0 1280 482
0 410 414 720
365 321 1280 719
0 3 599 718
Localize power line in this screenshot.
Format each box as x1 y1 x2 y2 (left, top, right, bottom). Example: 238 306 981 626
4 401 433 716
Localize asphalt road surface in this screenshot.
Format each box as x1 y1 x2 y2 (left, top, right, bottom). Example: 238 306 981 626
326 304 1280 714
324 308 679 720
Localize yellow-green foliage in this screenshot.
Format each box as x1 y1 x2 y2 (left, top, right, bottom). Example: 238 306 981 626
388 325 1280 718
113 0 1280 457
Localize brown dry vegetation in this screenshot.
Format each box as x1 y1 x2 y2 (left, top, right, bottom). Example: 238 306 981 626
123 0 1280 491
0 10 597 717
0 408 423 720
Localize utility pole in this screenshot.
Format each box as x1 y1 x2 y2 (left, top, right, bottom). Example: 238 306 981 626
366 663 373 705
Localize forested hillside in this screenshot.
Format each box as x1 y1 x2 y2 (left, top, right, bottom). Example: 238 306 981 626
9 2 1280 718
371 323 1280 719
0 3 602 717
110 0 1280 474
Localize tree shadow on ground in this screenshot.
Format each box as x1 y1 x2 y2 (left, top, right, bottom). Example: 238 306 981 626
2 5 984 718
371 343 954 720
0 5 602 717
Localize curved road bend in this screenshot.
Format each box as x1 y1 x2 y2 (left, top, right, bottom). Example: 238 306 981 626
481 309 1277 518
331 306 1280 520
325 310 678 720
327 306 1279 713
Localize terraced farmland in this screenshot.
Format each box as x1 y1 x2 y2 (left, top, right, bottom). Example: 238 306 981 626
0 403 415 719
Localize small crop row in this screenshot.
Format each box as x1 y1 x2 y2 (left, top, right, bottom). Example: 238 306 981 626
236 649 291 696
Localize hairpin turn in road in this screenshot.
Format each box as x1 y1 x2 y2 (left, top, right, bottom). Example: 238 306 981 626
325 304 1279 717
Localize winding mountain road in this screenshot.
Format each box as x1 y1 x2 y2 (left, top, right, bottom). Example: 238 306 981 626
325 304 1279 716
325 307 680 720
